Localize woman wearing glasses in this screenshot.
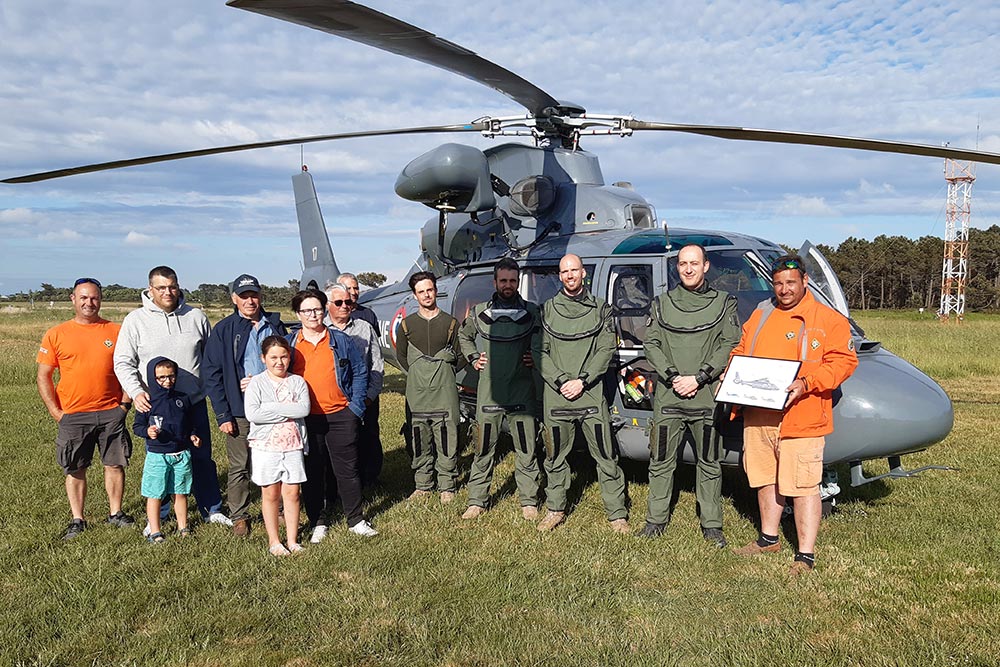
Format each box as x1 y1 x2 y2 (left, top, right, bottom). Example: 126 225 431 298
285 288 377 540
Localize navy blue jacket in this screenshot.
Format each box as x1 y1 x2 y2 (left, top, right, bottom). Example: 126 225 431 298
203 308 286 423
132 356 194 454
285 326 369 420
352 304 378 332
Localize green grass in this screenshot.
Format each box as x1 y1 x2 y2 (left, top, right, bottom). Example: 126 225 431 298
1 306 997 666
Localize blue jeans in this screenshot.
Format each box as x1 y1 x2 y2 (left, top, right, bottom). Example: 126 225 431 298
188 400 224 517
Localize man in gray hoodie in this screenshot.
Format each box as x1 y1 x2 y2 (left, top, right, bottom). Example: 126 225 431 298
114 266 228 524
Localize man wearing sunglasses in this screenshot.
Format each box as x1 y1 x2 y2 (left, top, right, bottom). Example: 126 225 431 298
336 272 378 332
731 254 858 574
114 265 228 528
326 282 383 489
37 278 136 539
203 274 287 537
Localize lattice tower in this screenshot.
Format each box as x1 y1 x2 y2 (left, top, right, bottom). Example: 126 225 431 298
939 159 975 322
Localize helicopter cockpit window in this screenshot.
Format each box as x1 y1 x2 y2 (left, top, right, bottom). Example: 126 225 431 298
668 249 773 323
452 273 496 324
521 265 595 305
627 205 655 229
608 265 653 348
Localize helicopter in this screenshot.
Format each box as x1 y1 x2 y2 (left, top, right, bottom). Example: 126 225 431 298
7 0 1000 511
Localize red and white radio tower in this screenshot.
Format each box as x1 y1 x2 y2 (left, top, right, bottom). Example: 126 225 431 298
938 159 975 322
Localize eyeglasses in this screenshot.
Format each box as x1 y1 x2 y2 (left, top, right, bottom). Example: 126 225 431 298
770 258 802 274
74 277 101 288
155 374 176 381
332 299 355 307
297 308 325 317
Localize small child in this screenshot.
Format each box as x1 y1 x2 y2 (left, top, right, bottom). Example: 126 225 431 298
244 335 310 556
132 356 201 543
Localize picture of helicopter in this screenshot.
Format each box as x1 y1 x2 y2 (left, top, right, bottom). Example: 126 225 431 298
6 0 998 510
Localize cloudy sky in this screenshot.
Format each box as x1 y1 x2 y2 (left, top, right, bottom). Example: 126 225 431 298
2 0 999 294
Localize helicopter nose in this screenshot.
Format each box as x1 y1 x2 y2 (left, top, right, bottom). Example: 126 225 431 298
825 344 953 464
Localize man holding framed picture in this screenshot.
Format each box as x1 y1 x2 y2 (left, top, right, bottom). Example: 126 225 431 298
730 254 858 574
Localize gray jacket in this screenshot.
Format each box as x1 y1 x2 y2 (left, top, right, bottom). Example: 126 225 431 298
243 372 310 452
114 291 211 402
331 318 384 402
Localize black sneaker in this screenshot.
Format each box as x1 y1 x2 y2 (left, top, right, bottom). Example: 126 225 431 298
106 511 136 528
639 522 666 538
63 519 87 540
702 527 728 548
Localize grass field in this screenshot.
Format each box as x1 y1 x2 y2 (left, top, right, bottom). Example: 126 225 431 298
1 305 997 666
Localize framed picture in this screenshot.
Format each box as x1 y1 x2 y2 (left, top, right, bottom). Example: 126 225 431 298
715 355 802 410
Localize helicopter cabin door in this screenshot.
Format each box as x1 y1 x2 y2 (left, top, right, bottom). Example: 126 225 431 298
799 241 851 318
606 261 658 350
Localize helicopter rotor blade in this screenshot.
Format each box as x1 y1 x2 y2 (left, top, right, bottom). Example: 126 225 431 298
627 120 1000 166
2 123 485 184
227 0 562 117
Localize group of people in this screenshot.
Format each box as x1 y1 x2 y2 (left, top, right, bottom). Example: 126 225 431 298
38 246 856 572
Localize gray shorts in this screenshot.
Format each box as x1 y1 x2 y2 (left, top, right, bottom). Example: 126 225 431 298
251 448 307 487
56 406 132 474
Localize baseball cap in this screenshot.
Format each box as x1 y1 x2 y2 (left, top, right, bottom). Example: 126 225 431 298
231 274 262 294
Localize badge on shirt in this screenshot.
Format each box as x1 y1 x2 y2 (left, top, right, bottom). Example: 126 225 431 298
175 399 184 408
786 331 796 340
811 338 820 350
104 339 114 348
848 339 855 351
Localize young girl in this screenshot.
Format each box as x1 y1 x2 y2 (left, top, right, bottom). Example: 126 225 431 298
244 335 311 556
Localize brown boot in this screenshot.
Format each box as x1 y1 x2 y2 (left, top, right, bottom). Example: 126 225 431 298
537 511 565 532
462 505 485 520
233 518 250 538
608 518 631 534
521 506 539 521
734 539 781 556
789 560 815 576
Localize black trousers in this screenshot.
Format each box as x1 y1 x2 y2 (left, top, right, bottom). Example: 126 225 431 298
304 410 363 528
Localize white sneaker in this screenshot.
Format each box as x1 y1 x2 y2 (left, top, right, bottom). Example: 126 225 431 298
348 520 378 537
142 523 152 538
207 512 233 526
310 525 329 544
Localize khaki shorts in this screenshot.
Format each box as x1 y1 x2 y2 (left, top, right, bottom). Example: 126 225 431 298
742 425 824 497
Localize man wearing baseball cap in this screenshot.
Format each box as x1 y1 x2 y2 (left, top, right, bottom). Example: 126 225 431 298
203 274 287 536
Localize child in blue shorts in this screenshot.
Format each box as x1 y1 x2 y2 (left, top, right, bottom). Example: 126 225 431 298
132 356 201 543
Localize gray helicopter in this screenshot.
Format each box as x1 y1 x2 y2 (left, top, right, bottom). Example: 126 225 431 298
8 0 998 510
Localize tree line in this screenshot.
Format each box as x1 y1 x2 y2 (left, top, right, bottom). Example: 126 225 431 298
815 224 1000 311
5 272 389 306
7 230 1000 313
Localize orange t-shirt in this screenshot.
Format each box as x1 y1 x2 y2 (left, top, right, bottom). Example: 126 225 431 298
291 330 348 415
37 319 123 414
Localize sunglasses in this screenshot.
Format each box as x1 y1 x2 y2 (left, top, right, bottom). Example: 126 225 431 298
74 277 102 288
770 258 802 274
332 299 355 307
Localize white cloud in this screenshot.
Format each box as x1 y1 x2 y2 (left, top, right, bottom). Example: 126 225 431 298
37 228 82 241
124 230 156 246
774 195 839 217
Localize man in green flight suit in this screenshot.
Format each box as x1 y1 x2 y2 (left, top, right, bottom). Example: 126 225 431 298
396 271 462 505
537 253 630 533
641 244 740 546
458 258 543 521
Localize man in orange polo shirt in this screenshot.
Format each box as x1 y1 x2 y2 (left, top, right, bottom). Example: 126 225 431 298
731 255 857 574
37 278 135 540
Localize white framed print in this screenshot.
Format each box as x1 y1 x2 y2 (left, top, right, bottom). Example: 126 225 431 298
715 355 802 410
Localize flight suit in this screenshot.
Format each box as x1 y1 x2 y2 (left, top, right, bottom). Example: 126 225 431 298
539 289 627 520
398 312 461 493
643 284 740 528
458 294 542 509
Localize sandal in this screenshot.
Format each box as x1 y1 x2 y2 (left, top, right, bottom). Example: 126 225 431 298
178 528 192 538
146 532 166 544
268 543 291 557
287 542 304 554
